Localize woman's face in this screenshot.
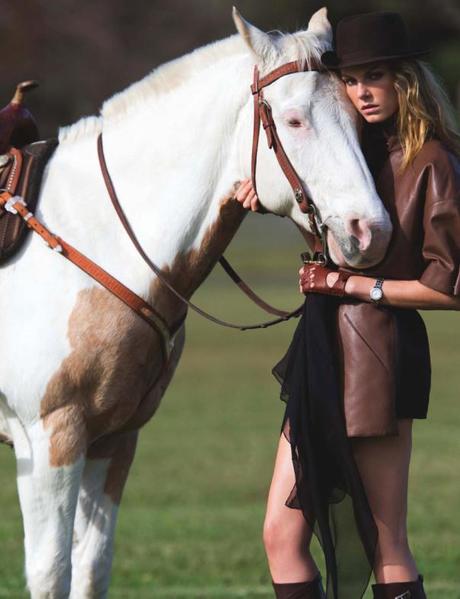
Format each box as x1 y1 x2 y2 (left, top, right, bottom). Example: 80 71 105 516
340 63 399 123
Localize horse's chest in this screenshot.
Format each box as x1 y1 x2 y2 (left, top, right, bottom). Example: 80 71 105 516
41 287 165 441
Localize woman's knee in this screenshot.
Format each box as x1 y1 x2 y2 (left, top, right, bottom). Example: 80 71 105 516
263 508 311 557
263 514 285 555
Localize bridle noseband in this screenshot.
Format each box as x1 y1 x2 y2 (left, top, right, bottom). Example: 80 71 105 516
250 60 329 264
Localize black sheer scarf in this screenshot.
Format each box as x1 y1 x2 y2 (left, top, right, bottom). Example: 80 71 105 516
273 294 378 599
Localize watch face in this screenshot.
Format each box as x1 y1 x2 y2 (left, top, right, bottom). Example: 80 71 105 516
370 287 383 301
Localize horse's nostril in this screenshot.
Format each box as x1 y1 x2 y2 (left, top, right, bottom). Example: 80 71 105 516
347 219 372 252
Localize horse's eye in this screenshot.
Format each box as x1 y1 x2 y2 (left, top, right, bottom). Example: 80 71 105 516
288 118 302 128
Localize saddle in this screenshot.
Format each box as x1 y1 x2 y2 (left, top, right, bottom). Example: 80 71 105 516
0 81 58 265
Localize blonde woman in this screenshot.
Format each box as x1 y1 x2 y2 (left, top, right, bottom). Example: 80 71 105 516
236 12 460 599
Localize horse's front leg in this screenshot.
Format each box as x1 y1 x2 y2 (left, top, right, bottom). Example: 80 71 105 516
15 416 86 599
69 431 138 599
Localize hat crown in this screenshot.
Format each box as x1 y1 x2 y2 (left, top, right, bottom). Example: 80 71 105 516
320 11 425 70
336 12 409 61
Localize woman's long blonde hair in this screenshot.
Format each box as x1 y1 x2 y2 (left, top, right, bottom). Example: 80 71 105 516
392 59 460 169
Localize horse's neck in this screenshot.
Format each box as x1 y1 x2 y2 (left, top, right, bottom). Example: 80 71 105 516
148 190 247 325
43 47 252 325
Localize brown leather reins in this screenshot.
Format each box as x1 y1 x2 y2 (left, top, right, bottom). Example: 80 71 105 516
95 61 330 334
97 133 303 331
0 60 330 367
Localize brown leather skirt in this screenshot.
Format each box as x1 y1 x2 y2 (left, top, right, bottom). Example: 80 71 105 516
337 301 431 437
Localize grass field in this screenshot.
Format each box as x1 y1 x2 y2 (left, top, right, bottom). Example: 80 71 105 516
0 217 459 598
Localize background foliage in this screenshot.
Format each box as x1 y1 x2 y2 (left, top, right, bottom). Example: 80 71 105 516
0 0 459 136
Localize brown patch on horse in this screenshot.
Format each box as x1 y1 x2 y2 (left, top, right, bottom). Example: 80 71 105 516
119 323 185 432
41 191 242 467
86 431 138 505
41 289 163 466
149 193 245 325
104 432 138 505
44 405 87 467
86 326 185 504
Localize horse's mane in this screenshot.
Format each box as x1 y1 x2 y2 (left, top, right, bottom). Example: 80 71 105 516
102 35 244 122
59 28 328 144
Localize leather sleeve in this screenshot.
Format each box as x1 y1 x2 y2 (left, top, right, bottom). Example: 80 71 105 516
419 151 460 296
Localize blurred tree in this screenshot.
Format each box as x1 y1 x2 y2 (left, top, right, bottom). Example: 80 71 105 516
0 0 458 137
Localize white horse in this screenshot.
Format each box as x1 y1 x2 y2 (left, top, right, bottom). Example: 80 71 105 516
0 7 391 598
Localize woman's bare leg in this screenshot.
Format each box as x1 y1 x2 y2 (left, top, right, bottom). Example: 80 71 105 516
263 433 319 583
350 418 420 583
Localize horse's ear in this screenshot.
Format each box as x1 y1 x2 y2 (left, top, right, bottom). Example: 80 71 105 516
232 7 273 60
307 7 333 46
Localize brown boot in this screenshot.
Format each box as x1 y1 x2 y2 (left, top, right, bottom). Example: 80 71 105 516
372 574 427 598
272 573 326 599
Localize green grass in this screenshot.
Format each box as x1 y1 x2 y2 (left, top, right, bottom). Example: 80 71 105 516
0 226 459 598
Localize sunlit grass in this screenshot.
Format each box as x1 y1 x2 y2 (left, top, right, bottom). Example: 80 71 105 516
0 223 458 597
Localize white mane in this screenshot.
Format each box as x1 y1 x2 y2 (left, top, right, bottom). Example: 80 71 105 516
59 28 329 144
59 115 102 144
272 30 328 69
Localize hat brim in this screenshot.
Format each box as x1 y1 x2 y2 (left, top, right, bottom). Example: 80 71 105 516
321 48 430 70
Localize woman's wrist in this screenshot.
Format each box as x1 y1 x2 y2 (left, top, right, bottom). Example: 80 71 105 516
345 275 374 301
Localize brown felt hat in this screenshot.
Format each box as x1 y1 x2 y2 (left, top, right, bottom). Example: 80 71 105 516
321 12 428 70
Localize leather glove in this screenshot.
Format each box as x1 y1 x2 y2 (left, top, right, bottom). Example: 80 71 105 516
299 264 351 297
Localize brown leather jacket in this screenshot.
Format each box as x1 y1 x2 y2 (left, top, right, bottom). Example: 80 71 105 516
351 135 460 294
337 134 460 438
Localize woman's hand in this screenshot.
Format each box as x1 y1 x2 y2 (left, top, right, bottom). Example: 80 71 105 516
235 179 261 212
299 264 351 297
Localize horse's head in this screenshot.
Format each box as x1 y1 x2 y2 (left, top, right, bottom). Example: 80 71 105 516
233 7 392 269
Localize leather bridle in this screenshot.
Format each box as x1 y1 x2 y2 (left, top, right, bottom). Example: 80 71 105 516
250 61 329 265
95 59 333 337
97 134 302 332
0 59 332 374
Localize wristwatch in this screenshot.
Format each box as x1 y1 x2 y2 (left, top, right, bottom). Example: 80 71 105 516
370 278 385 303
